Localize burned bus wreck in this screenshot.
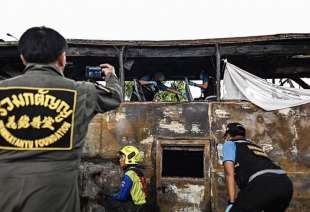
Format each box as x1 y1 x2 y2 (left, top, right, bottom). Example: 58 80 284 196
0 34 310 211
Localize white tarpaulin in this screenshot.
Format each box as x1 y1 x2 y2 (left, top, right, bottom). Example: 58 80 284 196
222 61 310 111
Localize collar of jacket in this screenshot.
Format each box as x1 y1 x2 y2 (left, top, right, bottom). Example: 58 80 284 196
229 139 251 143
24 63 64 77
124 164 145 171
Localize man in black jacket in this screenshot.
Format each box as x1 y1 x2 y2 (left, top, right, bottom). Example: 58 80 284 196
223 123 293 212
0 26 122 212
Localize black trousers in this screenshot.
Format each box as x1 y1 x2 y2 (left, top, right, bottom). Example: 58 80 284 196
100 198 148 212
231 173 293 212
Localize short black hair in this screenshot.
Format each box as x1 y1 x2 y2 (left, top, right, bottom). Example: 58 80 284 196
18 26 68 63
224 122 246 137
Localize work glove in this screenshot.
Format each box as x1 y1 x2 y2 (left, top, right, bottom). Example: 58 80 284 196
225 204 233 212
188 81 197 87
181 92 187 97
149 81 158 86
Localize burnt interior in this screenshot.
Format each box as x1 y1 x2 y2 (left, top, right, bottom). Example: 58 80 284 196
1 34 310 88
162 147 204 178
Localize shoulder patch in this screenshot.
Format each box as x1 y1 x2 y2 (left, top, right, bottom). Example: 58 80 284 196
0 87 77 150
247 144 269 158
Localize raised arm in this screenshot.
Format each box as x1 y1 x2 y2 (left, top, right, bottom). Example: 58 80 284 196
166 88 181 95
93 64 123 112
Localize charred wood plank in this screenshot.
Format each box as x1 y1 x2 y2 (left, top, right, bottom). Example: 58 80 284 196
220 43 310 57
2 43 310 58
66 46 118 57
273 66 310 77
126 46 216 58
124 44 310 58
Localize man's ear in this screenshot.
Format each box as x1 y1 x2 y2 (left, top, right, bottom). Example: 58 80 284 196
20 55 27 65
57 52 66 70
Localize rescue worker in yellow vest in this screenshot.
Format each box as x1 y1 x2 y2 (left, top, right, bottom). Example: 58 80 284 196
110 146 148 211
0 27 122 212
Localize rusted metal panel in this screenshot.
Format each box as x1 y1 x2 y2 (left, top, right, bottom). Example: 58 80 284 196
156 103 209 138
81 103 212 211
210 102 310 211
80 101 310 211
156 140 211 212
79 161 123 212
83 103 209 159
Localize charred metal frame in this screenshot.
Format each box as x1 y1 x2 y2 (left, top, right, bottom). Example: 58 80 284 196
156 139 209 182
291 78 310 89
156 138 212 212
270 77 310 89
118 46 125 101
215 44 221 101
2 34 310 81
155 139 211 210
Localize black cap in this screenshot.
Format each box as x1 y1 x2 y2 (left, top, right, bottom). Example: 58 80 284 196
224 122 246 137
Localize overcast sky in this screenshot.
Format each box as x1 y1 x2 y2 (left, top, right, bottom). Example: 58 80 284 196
1 0 310 41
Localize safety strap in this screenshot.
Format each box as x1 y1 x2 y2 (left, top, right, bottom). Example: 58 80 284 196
248 169 286 183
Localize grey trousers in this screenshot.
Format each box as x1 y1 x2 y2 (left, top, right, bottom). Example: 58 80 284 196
0 170 80 212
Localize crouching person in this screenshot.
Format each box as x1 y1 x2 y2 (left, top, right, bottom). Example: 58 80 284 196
223 123 293 212
100 146 148 212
